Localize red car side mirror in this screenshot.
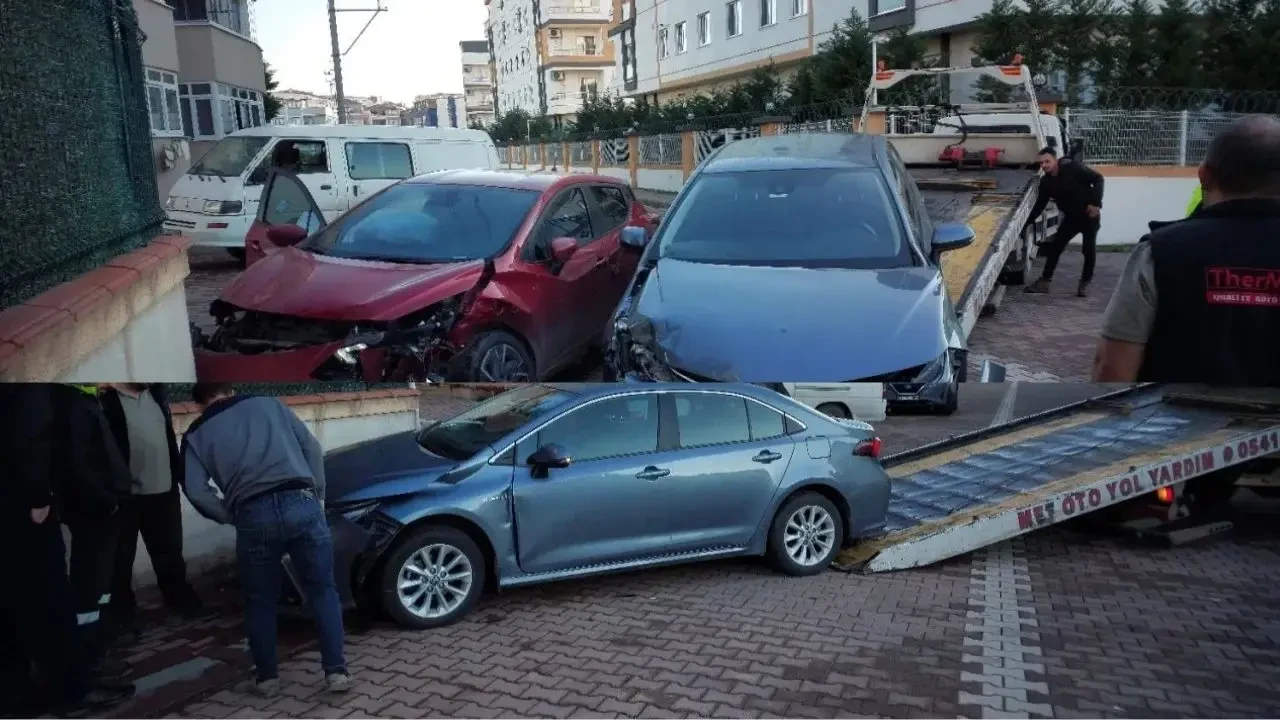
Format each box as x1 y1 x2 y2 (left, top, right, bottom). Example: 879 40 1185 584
549 236 578 264
266 223 308 247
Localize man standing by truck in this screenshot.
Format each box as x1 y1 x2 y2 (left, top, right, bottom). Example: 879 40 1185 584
1093 114 1280 385
1022 146 1106 297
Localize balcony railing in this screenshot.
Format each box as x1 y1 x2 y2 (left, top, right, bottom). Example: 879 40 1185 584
548 45 605 57
464 75 491 85
543 3 604 14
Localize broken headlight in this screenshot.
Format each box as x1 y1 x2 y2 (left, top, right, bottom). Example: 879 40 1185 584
912 352 951 384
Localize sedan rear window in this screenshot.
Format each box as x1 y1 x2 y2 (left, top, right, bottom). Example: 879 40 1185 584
657 168 914 269
304 183 539 263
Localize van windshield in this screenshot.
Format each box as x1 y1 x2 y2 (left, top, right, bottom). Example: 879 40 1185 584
189 136 270 177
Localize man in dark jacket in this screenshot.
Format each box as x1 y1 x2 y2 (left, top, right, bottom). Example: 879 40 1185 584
100 384 203 644
181 383 352 698
1023 146 1106 297
1094 115 1280 384
0 384 134 717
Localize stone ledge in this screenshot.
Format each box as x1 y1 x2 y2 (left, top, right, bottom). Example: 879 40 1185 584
169 388 421 434
0 236 194 381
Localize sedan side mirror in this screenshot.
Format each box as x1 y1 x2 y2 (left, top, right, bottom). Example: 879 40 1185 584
932 222 975 253
266 223 308 247
549 236 578 264
526 443 572 478
620 225 649 249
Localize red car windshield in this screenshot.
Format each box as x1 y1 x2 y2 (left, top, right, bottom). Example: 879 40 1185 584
303 183 540 263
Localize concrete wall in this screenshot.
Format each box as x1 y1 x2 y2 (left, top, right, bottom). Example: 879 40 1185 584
152 137 194 200
1092 173 1197 247
135 0 180 72
637 167 683 193
0 237 197 383
174 22 266 92
130 390 424 587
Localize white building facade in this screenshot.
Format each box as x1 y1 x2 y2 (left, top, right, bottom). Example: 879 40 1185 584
460 40 497 127
609 0 997 104
487 0 616 124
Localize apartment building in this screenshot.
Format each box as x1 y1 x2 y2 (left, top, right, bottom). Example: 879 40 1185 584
135 0 266 198
609 0 995 104
405 94 468 128
486 0 615 124
460 40 497 127
273 89 336 126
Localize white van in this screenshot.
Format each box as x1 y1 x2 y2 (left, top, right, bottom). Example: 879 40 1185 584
782 383 887 422
163 125 500 254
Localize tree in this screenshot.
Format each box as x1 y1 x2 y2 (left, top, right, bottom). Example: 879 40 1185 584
1105 0 1158 88
787 63 820 107
1200 0 1265 93
806 6 875 101
1150 0 1202 91
1056 0 1116 103
971 0 1027 102
1250 0 1280 95
876 27 938 105
263 63 282 122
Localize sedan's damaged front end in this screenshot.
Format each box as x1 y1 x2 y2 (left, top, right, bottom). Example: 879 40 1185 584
193 295 468 382
875 349 965 414
279 500 403 612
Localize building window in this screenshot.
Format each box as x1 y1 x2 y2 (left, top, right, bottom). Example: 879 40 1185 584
760 0 776 26
145 68 183 137
180 81 264 139
658 27 669 58
726 0 742 37
173 0 251 37
674 21 687 53
873 0 908 14
698 12 712 45
792 0 808 15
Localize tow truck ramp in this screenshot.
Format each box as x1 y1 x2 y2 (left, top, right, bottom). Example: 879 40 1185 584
835 385 1280 573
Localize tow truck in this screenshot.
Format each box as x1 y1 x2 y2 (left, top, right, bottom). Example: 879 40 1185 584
836 385 1280 572
860 64 1078 340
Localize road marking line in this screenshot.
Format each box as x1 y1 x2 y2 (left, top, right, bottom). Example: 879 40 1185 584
959 540 1053 718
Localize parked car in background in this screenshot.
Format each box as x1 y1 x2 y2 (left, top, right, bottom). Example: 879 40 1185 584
164 125 500 261
313 383 892 628
192 170 660 383
606 133 973 415
784 383 888 422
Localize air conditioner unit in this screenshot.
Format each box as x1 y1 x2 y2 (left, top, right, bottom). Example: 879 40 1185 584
551 70 566 81
549 28 562 38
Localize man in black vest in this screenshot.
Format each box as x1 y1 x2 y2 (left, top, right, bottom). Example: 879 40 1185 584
1094 115 1280 384
1023 147 1106 297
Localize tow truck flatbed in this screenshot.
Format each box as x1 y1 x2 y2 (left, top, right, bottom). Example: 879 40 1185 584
912 167 1042 337
836 385 1280 572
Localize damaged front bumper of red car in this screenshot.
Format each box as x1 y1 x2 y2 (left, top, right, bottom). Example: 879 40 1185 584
191 300 466 383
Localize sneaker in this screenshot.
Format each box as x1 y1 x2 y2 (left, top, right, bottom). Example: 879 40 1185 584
325 673 354 694
1077 281 1090 298
1024 278 1051 294
243 678 280 698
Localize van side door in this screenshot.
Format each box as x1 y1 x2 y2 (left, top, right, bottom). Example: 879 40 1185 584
244 138 342 221
342 140 415 209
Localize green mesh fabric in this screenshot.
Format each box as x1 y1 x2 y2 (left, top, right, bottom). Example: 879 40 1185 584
0 0 164 311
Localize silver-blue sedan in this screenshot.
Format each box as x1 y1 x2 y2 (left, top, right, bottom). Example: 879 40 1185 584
316 383 892 629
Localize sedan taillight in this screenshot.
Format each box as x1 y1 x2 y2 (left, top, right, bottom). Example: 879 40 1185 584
854 437 883 459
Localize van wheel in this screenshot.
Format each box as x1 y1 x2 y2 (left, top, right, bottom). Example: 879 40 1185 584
767 492 844 576
462 330 536 382
815 403 850 420
379 525 486 630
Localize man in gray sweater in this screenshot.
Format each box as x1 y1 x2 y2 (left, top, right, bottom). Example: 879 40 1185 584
181 383 352 697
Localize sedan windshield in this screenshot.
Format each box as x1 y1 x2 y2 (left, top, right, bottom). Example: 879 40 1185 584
188 136 270 177
303 183 540 263
416 384 577 461
657 168 915 269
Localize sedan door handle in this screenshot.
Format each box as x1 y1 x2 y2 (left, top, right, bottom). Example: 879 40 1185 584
320 184 333 190
635 466 670 481
753 450 783 464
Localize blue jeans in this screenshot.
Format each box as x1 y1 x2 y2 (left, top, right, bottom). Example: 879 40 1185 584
233 489 346 681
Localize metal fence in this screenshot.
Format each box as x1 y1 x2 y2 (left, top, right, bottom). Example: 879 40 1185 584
638 133 682 165
1066 108 1250 166
0 0 164 310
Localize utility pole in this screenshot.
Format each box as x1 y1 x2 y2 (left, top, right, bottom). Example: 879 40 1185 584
327 0 387 125
328 0 347 123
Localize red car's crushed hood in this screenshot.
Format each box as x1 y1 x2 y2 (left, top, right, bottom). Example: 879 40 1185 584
218 247 486 322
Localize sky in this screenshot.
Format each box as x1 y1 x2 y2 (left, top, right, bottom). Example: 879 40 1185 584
255 0 488 104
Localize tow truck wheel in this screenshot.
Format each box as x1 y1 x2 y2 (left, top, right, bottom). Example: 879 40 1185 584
937 382 959 416
379 525 486 630
816 403 851 419
767 492 844 576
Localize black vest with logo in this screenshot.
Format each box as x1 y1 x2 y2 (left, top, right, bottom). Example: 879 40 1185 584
1138 198 1280 384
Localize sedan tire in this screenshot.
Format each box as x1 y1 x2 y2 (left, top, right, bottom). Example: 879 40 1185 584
379 525 486 630
766 492 845 576
461 330 536 382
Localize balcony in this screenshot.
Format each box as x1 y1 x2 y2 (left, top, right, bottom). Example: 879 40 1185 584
540 2 610 23
463 75 492 86
546 91 593 115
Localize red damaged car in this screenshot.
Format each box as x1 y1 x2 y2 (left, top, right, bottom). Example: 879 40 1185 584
193 169 659 382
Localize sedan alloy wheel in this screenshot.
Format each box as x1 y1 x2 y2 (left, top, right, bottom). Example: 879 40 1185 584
379 525 487 629
767 491 845 576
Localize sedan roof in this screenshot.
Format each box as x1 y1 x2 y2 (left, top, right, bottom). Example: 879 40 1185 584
403 169 619 192
702 133 886 174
